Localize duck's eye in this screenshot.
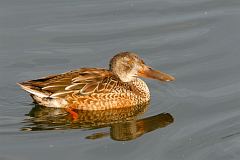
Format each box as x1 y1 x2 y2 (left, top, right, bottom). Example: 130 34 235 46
140 59 145 64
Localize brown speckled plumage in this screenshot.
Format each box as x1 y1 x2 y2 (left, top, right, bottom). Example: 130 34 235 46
18 52 175 110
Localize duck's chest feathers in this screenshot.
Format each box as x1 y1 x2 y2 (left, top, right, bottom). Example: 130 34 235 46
116 78 150 102
132 78 150 95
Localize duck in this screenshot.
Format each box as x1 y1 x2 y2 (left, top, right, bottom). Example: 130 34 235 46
18 52 175 113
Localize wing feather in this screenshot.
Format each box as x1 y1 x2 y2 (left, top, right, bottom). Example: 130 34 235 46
18 68 120 98
42 85 66 91
65 83 86 90
80 83 99 95
50 90 76 98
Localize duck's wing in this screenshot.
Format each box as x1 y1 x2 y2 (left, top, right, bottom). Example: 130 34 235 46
18 68 120 98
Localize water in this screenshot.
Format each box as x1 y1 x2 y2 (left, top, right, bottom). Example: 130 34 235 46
1 0 240 159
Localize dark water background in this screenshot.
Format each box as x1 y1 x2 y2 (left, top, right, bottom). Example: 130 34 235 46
1 0 240 159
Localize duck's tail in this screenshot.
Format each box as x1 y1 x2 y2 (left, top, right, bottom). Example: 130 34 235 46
18 81 67 108
17 81 50 98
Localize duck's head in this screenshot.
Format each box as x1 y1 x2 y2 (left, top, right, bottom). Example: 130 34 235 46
109 52 175 82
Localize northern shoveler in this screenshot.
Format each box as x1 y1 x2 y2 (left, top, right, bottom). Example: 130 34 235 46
18 52 175 112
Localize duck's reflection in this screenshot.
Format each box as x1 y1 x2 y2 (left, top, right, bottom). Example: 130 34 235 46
22 103 174 141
